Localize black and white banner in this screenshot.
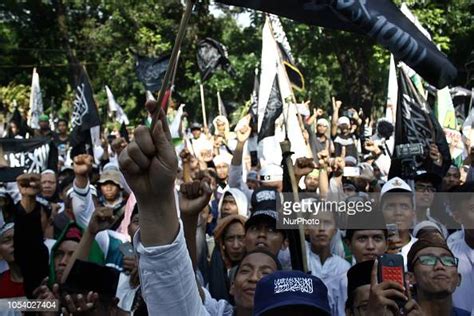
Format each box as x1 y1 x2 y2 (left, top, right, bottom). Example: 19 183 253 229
0 138 58 182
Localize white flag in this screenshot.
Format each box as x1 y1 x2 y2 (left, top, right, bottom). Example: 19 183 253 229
105 85 129 125
257 16 306 164
28 68 43 129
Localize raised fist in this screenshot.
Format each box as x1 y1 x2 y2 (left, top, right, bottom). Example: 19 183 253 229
17 173 41 197
179 179 212 218
73 154 93 177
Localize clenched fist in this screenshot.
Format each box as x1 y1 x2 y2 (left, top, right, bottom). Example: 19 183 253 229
73 154 93 177
17 173 41 197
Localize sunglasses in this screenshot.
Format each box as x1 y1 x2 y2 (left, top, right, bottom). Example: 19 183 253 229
413 255 458 267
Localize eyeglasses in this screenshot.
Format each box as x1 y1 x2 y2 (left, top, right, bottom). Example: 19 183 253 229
415 184 436 192
413 255 458 267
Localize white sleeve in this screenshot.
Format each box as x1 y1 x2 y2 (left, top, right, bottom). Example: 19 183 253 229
71 180 95 228
228 164 253 202
134 222 210 316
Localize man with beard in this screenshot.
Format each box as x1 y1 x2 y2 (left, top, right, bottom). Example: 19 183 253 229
34 114 56 140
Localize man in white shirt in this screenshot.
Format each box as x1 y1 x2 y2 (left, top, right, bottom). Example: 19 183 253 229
380 177 417 269
450 183 474 313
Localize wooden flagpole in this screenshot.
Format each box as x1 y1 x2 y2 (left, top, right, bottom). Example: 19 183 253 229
153 0 196 127
200 82 208 129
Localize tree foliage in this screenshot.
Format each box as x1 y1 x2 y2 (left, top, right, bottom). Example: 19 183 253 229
0 0 472 128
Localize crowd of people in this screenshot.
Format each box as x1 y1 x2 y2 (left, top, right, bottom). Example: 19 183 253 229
0 95 473 316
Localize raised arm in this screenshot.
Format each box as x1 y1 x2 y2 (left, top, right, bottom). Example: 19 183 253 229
119 100 207 315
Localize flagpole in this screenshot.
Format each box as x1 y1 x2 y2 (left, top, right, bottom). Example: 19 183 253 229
154 0 196 126
200 82 208 129
217 91 222 116
169 50 181 104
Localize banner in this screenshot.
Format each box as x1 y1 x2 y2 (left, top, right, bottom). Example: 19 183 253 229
216 0 457 88
135 54 170 92
197 38 235 82
435 87 464 160
0 138 58 182
28 68 43 130
389 68 450 179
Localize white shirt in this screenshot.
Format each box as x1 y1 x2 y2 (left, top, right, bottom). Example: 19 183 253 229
451 237 474 313
306 243 351 316
399 235 417 270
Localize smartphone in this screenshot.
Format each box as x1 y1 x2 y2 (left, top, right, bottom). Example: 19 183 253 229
343 167 360 177
378 254 406 309
63 259 120 298
119 242 134 257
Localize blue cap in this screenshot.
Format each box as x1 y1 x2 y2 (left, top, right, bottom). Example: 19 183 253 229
253 270 331 316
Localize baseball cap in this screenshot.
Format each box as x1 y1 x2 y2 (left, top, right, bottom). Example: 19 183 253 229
39 114 49 122
316 118 330 127
414 170 442 187
254 270 331 316
407 237 454 272
380 177 412 199
259 164 283 183
97 170 123 189
337 116 350 126
246 188 279 230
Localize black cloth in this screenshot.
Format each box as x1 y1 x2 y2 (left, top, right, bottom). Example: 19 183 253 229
13 202 50 298
208 247 233 302
334 134 358 160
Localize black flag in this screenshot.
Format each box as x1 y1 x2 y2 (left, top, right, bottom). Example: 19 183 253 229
119 122 130 143
135 54 170 92
389 68 451 179
258 77 283 142
0 138 58 182
70 67 101 158
216 0 457 88
197 38 235 82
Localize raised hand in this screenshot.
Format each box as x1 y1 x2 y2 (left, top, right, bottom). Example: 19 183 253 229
88 207 116 235
179 179 212 218
61 292 100 315
17 173 41 197
294 157 317 179
119 100 179 246
235 115 252 143
119 100 178 205
429 143 442 167
73 154 93 177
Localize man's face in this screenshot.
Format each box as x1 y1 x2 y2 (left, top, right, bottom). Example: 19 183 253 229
54 240 79 282
128 214 139 240
415 180 436 210
223 222 245 262
221 194 238 218
412 247 460 299
304 174 319 192
230 252 278 310
216 120 226 134
316 124 328 135
100 182 120 202
215 163 229 181
349 230 387 263
191 129 201 139
245 220 284 256
58 121 68 134
39 120 50 131
41 173 57 198
0 229 14 263
347 284 370 316
308 211 336 251
382 194 415 230
339 123 350 135
443 167 460 190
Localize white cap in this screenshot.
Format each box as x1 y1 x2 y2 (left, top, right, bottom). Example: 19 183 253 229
344 156 357 167
213 154 232 166
259 164 283 182
316 118 330 127
412 220 446 239
337 116 350 126
380 177 412 198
